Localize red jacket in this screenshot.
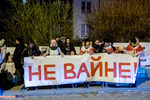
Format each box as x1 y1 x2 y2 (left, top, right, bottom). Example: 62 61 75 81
126 44 143 55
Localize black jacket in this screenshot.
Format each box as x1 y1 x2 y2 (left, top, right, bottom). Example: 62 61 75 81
13 43 25 69
99 44 116 53
57 40 65 53
93 44 101 53
22 47 41 57
64 44 76 55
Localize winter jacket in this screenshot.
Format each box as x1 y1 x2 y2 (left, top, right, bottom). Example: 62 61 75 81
48 46 62 56
57 40 64 53
93 44 101 53
99 44 116 53
5 62 16 81
22 47 41 57
13 43 25 69
80 46 94 55
126 44 144 57
64 44 76 55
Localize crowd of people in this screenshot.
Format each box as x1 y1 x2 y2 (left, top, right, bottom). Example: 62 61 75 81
0 36 144 89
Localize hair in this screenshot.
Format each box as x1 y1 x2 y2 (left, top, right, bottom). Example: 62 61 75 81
65 37 71 46
84 39 90 45
70 50 76 55
95 39 99 42
16 38 23 44
5 52 10 62
103 37 114 45
103 38 110 43
27 39 37 49
28 39 34 44
130 37 136 44
55 34 61 39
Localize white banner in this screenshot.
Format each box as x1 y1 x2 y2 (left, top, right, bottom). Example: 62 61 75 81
24 54 139 87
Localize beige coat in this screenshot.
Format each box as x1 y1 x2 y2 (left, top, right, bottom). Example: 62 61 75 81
5 62 16 81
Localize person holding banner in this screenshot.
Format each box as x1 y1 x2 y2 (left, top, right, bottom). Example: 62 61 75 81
100 38 116 53
47 39 64 56
22 39 41 58
79 39 94 88
93 40 101 53
126 37 144 87
79 39 94 55
99 38 117 88
126 37 144 57
21 39 41 90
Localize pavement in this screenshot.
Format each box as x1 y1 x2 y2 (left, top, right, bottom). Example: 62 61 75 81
1 78 150 97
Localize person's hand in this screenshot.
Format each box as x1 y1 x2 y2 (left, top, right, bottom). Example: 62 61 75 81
61 53 64 57
87 51 90 54
130 53 134 57
43 53 46 57
135 53 139 57
78 53 82 56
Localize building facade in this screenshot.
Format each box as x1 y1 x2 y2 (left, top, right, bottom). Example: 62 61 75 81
73 0 99 38
73 0 110 38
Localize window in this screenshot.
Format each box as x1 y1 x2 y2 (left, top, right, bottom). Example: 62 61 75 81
81 24 89 37
87 2 91 13
81 1 86 13
81 1 91 13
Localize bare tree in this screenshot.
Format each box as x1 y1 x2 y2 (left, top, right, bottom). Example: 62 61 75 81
87 0 150 42
1 0 73 46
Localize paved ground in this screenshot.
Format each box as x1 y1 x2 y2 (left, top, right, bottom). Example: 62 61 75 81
1 78 150 100
2 91 150 100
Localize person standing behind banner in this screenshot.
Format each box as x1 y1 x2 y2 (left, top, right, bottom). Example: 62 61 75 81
45 39 64 89
99 38 116 88
79 39 94 55
70 50 76 56
79 39 94 88
93 40 101 53
22 39 41 58
21 39 41 90
56 36 64 53
100 38 116 53
64 38 76 55
13 38 25 85
126 37 144 87
46 39 64 56
126 37 144 57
